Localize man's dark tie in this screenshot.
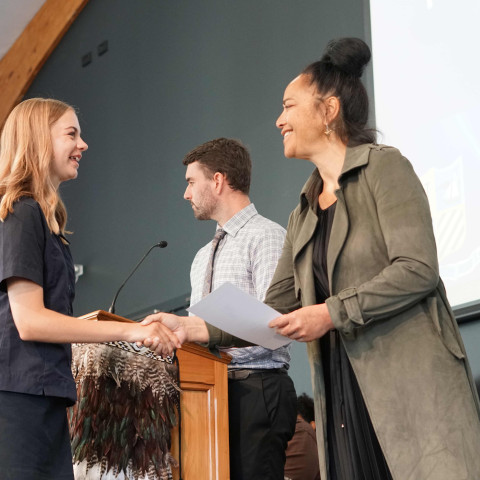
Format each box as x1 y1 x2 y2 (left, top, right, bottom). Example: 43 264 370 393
202 228 226 297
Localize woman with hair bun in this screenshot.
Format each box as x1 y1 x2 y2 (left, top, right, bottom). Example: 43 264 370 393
267 38 480 479
0 98 179 480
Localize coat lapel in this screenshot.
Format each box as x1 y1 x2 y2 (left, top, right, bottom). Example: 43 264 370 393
327 144 372 292
292 207 318 303
291 170 320 304
327 190 348 293
292 207 317 261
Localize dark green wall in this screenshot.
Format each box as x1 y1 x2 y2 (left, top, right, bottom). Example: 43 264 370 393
27 0 373 395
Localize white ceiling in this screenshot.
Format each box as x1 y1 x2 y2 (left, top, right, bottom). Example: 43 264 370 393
0 0 45 60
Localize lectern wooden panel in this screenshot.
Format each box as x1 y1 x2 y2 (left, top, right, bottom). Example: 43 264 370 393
171 343 230 480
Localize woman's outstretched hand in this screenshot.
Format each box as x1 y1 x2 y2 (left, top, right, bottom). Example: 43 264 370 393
269 304 334 342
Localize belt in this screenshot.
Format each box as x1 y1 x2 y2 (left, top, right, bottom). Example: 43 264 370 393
227 367 287 380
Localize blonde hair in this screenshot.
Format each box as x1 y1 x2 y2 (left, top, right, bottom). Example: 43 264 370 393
0 98 75 235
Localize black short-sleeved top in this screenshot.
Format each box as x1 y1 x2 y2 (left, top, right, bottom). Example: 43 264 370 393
0 197 77 405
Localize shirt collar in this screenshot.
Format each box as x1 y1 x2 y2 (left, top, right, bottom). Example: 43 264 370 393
219 203 257 238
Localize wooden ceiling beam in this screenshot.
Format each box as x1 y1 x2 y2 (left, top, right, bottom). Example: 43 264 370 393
0 0 89 129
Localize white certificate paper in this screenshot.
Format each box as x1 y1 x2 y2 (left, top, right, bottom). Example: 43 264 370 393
187 282 291 350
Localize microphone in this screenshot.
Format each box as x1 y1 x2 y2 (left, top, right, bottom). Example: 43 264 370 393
108 240 168 314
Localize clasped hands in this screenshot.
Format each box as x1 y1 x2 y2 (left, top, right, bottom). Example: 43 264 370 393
135 313 187 357
138 303 334 357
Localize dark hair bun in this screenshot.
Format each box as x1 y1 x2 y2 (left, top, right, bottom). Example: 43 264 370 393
322 37 371 78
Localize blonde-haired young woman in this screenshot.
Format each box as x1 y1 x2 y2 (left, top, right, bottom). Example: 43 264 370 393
0 98 178 480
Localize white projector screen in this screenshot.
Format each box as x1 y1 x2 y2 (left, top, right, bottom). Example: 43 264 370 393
369 0 480 309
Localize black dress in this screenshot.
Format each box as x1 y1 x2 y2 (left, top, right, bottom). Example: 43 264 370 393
312 202 393 480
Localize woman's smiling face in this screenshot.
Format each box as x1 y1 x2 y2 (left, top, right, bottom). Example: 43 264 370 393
50 109 88 187
276 74 327 160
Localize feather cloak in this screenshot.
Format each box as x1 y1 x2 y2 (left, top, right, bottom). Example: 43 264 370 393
68 342 180 480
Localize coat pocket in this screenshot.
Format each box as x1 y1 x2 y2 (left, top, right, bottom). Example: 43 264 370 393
427 295 465 359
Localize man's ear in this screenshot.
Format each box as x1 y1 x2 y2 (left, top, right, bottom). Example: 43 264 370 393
213 171 226 193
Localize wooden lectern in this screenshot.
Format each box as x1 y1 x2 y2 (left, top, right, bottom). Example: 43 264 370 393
171 342 230 480
77 310 231 480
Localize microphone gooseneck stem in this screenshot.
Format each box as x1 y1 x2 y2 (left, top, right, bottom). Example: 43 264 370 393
108 241 167 314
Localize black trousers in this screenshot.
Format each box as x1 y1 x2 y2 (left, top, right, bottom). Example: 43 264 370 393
0 391 74 480
228 369 297 480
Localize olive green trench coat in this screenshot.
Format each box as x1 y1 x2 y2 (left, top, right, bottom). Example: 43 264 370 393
263 144 480 480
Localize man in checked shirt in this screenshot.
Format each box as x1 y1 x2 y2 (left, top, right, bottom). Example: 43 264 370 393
144 137 297 480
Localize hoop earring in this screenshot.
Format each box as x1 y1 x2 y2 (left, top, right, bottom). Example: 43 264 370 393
324 124 333 136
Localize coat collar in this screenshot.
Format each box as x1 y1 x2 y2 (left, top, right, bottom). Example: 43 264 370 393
299 143 374 211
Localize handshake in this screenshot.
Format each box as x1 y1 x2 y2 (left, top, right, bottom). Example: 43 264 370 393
135 312 210 357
